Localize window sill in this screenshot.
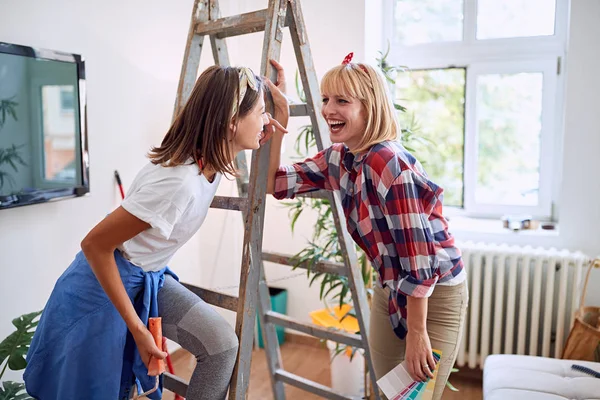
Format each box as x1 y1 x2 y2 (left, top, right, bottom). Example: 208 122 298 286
447 215 559 237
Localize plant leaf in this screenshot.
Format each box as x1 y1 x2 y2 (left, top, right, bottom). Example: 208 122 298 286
319 275 330 300
0 381 32 400
0 311 42 374
338 284 349 308
295 70 306 103
309 272 323 286
445 380 459 392
0 97 19 131
323 281 343 299
290 207 303 233
394 103 407 112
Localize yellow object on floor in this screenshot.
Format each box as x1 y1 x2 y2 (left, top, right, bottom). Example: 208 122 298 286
310 304 359 357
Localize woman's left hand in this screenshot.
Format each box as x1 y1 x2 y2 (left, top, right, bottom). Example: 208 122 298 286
405 329 436 382
260 112 288 145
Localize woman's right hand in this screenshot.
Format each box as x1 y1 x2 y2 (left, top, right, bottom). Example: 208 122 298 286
131 321 167 369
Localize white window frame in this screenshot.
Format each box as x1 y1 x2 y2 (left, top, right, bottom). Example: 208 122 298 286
380 0 569 220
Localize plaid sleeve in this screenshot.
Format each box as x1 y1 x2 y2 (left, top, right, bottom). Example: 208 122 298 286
273 147 334 199
379 169 440 298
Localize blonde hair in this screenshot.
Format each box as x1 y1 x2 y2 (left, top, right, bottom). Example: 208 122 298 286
320 62 399 153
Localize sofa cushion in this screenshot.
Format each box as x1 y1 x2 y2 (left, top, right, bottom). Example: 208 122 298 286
484 355 600 400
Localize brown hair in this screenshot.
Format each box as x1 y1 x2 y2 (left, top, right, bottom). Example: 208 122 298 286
320 63 398 153
149 65 264 175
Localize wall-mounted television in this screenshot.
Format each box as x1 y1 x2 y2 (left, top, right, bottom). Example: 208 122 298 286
0 41 89 209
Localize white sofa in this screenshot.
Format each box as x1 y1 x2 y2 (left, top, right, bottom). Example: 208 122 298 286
484 355 600 399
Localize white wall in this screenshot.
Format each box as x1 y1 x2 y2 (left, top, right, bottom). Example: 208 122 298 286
1 0 599 383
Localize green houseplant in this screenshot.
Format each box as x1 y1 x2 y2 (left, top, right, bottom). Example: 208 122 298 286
0 311 42 400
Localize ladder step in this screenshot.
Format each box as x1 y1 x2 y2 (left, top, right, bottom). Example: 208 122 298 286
210 196 248 211
290 103 309 117
297 190 329 200
274 369 360 400
195 9 270 38
182 283 238 312
262 251 347 276
264 311 363 348
164 372 188 397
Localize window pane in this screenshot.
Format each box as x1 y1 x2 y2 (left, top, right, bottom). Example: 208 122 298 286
477 0 556 40
396 68 466 207
395 0 464 46
475 73 543 206
41 85 77 182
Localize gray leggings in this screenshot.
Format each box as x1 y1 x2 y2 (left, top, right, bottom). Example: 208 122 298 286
158 275 239 400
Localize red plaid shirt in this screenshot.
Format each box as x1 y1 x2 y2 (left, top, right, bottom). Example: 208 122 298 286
273 141 466 339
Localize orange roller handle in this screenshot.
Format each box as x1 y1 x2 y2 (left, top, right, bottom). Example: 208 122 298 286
147 317 166 376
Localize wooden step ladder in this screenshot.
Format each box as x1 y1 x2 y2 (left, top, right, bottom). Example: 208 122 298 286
165 1 381 399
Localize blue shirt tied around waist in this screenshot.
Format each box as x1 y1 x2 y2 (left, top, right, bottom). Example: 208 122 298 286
24 250 177 400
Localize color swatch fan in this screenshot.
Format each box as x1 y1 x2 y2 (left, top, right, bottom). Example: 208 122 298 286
377 350 442 400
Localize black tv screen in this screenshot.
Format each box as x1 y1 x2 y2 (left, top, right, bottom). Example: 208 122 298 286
0 42 89 209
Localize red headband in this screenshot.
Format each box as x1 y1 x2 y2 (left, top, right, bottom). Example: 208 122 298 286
341 52 367 73
342 52 354 64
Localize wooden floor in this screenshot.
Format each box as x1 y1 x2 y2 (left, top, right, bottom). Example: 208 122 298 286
160 341 483 400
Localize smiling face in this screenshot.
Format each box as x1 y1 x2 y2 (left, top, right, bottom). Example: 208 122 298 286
231 90 269 152
320 63 399 154
321 94 368 151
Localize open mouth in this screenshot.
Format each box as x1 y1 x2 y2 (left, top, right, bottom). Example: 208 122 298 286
328 120 346 134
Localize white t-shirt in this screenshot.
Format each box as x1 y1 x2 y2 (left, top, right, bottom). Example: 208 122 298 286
119 160 221 272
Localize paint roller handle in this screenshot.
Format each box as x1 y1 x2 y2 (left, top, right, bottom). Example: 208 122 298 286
147 317 166 376
130 318 166 399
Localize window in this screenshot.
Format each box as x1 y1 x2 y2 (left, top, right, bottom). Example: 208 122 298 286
394 0 464 45
396 68 466 207
383 0 567 220
476 0 557 40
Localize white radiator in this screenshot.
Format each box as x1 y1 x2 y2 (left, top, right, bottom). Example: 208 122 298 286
455 242 589 369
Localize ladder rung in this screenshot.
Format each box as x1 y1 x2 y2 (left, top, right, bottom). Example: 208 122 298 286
262 251 347 276
290 103 309 117
264 311 363 348
195 9 269 38
274 369 359 400
182 283 238 312
164 372 188 396
297 190 329 200
210 196 248 211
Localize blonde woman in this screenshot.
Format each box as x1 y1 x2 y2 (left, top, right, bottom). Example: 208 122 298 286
267 55 468 400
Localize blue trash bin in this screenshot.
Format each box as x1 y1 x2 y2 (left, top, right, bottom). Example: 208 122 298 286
257 287 287 348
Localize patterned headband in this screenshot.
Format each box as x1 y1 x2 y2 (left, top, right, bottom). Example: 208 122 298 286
342 52 354 64
341 52 368 73
232 67 258 116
